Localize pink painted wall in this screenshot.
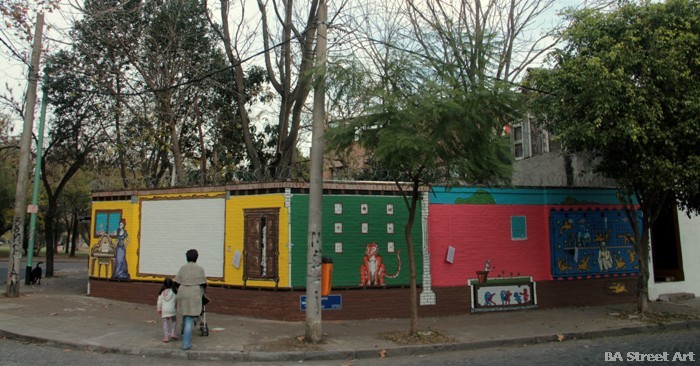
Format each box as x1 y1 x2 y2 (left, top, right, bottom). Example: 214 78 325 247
429 204 552 286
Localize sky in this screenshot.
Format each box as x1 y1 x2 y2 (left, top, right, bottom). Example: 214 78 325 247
1 0 585 139
1 0 77 136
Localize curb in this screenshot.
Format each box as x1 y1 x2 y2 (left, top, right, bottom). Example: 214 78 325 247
1 320 699 363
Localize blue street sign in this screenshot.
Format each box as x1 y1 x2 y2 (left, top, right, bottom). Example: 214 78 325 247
300 294 342 310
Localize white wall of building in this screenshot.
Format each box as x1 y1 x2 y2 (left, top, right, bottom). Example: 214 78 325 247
649 211 700 299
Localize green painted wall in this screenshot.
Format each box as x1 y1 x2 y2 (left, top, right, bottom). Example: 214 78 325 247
290 195 423 288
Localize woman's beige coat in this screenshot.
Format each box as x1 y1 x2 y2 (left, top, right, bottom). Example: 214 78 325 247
174 262 206 317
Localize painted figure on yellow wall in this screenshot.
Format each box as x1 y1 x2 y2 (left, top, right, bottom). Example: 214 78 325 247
112 218 130 280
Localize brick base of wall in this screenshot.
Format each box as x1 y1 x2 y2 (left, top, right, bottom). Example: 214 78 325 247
89 277 636 321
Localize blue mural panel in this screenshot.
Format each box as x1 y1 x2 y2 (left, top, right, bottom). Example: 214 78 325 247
550 209 641 279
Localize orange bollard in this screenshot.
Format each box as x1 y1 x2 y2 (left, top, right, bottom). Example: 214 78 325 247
321 256 333 296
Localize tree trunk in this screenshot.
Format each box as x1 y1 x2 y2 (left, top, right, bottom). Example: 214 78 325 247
194 95 207 185
636 215 651 313
114 73 129 188
44 207 55 277
564 153 574 186
159 95 185 186
620 190 656 314
70 209 78 257
402 179 421 336
219 0 262 175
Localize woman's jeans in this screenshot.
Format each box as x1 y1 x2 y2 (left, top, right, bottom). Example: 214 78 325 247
182 316 195 350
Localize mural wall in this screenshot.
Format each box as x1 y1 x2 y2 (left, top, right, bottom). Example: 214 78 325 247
290 195 422 288
91 200 138 281
90 185 645 310
90 187 423 292
550 209 640 279
90 192 291 288
428 187 640 288
225 194 289 288
429 204 551 286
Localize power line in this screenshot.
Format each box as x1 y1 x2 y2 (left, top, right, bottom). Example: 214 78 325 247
0 33 30 67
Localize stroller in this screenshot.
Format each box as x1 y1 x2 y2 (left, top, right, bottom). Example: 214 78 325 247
195 293 210 336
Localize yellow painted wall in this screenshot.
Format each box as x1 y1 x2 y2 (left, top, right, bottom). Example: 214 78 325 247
90 192 289 288
225 194 289 288
89 199 139 279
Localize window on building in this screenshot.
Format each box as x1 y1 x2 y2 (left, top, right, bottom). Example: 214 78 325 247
513 124 524 159
510 216 527 240
93 210 122 237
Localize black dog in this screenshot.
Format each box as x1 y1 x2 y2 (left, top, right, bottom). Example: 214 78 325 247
29 262 42 285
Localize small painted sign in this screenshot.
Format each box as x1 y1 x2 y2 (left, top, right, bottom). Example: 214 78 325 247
232 250 241 268
300 294 342 310
470 276 537 312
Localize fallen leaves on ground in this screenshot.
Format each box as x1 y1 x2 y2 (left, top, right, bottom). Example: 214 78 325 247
608 309 699 324
378 329 457 345
379 349 386 358
556 333 565 342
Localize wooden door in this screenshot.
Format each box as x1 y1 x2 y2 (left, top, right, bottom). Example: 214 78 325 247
243 208 279 285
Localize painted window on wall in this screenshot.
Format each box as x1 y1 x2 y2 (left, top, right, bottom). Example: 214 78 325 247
510 216 527 240
94 210 122 237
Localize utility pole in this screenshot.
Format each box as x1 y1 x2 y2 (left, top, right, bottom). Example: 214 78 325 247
305 0 327 343
25 68 49 285
6 13 44 297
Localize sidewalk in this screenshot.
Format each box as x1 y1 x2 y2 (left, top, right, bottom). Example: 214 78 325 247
1 266 699 363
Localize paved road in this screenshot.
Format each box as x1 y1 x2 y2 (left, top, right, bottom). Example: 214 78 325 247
0 260 86 283
306 328 700 366
1 327 698 365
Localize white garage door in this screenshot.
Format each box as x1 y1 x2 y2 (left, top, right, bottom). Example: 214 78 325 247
139 197 225 277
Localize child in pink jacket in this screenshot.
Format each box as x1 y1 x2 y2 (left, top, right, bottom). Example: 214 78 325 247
157 278 178 342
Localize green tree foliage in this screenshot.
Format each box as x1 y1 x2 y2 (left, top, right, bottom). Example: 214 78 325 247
528 0 700 312
0 114 18 236
69 0 272 188
56 170 93 256
328 29 519 335
211 0 335 180
39 53 111 275
72 0 209 187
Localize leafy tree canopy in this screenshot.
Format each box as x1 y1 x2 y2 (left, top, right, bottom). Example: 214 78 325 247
528 0 700 312
529 0 700 216
328 60 518 188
